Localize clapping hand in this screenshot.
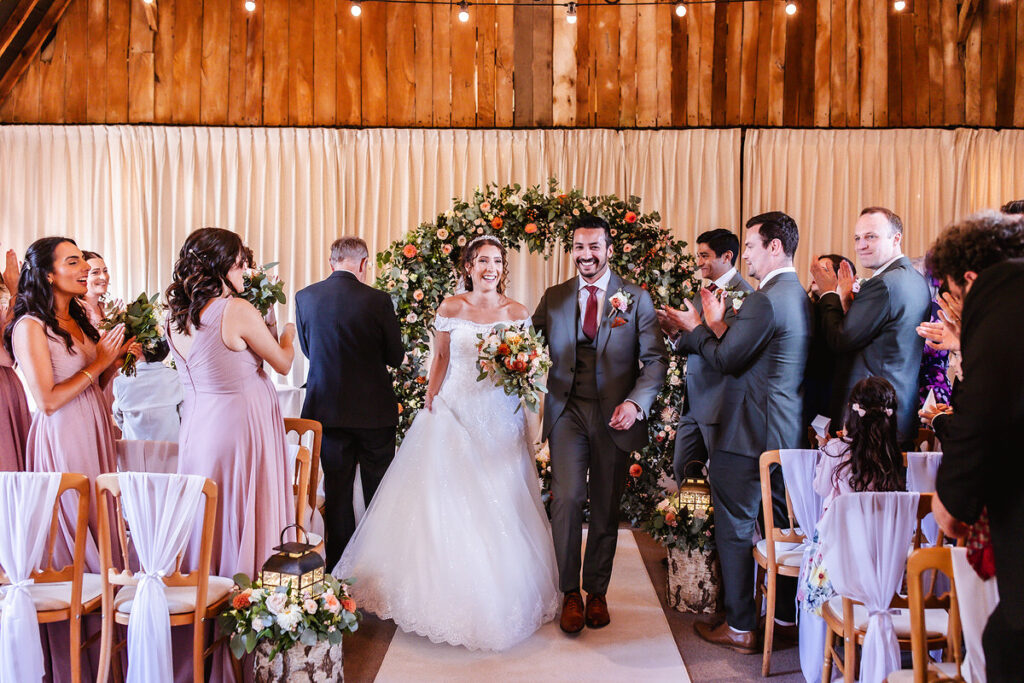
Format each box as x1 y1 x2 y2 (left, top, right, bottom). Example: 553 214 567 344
809 258 839 296
2 245 19 295
699 288 727 325
658 300 702 334
916 320 959 352
918 402 952 427
936 292 962 337
836 260 856 311
96 324 127 369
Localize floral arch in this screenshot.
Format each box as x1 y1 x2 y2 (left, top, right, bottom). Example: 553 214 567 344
375 179 699 523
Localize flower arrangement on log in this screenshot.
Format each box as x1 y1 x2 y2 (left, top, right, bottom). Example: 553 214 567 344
376 178 699 524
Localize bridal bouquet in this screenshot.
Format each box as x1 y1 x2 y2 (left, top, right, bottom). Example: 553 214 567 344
99 292 163 376
476 323 551 413
241 261 287 317
219 573 360 661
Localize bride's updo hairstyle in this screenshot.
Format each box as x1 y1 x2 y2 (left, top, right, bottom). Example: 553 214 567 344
165 227 253 333
460 235 508 294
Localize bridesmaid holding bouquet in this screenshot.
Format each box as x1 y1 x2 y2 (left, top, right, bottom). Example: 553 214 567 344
0 245 30 470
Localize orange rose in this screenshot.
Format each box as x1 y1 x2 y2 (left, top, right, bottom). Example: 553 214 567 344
415 376 427 384
629 464 642 478
397 404 404 414
512 359 528 372
442 244 453 255
402 244 418 259
341 598 356 613
413 289 424 301
491 216 503 230
624 211 638 223
497 343 511 356
504 357 515 370
665 511 678 527
524 222 538 234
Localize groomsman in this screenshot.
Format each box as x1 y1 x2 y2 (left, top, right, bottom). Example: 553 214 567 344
657 229 752 485
665 212 811 652
295 237 404 568
809 207 931 445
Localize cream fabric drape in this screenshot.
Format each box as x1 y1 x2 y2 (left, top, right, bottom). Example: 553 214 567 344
960 128 1024 214
0 126 740 385
743 128 970 283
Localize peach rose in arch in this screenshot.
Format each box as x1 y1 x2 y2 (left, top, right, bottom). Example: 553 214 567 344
525 223 538 234
403 244 418 258
491 216 504 230
624 211 638 223
629 464 643 478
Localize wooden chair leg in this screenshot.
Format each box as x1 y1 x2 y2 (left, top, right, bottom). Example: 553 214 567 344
97 605 113 683
843 632 856 683
822 626 834 683
70 613 82 683
193 615 206 683
762 570 777 677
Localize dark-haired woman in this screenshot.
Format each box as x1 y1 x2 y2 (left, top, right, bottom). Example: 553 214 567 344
79 250 111 328
0 244 30 470
165 227 295 581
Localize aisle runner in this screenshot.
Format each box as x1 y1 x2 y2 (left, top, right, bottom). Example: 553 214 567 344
374 530 691 682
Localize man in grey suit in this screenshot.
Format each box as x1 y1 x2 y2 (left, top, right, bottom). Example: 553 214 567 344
809 207 931 445
533 214 668 635
667 212 811 652
658 229 753 485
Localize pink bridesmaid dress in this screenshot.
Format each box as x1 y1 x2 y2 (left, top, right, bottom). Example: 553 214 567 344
12 315 117 683
84 303 117 432
0 305 31 471
168 297 293 579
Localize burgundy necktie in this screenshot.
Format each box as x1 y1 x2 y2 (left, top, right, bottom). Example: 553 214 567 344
583 285 599 340
707 283 718 292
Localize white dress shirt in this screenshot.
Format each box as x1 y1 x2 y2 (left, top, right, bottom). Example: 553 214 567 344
577 268 613 328
758 266 797 289
713 267 739 290
112 361 184 442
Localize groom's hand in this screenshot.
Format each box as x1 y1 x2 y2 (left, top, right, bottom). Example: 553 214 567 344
609 401 639 431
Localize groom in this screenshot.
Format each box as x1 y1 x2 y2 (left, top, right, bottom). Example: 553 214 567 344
533 214 668 634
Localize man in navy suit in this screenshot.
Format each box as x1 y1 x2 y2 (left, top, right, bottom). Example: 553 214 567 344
295 237 404 568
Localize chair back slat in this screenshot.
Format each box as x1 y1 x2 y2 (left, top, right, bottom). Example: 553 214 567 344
758 451 806 554
292 446 311 530
906 547 964 683
284 418 323 513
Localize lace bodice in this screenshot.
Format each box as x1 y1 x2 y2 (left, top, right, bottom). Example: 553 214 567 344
432 315 532 401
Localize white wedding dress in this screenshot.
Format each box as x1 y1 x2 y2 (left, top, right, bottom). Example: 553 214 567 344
333 315 560 651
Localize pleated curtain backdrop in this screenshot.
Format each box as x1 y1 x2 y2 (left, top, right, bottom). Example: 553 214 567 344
0 126 741 385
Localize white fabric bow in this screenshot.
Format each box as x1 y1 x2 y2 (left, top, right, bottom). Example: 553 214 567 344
0 472 62 683
118 473 205 683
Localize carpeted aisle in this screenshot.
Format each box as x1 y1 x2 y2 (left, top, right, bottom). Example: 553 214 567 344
373 529 691 682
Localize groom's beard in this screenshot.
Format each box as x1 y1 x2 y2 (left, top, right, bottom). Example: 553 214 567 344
575 255 607 278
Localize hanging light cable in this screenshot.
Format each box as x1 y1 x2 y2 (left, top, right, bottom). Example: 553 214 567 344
457 0 470 22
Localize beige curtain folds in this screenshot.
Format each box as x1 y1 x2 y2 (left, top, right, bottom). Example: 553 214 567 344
0 126 740 385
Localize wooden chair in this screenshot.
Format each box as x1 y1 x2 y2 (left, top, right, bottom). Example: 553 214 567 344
0 473 102 683
95 474 233 683
284 418 323 516
753 450 807 677
887 547 965 683
822 493 959 683
916 427 938 452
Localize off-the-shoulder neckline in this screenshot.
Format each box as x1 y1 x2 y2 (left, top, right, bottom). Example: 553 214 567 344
434 314 530 327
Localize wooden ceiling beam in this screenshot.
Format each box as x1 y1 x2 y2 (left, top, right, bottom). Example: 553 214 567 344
0 0 73 104
0 0 46 57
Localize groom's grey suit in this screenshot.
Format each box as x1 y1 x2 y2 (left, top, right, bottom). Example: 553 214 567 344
533 270 668 595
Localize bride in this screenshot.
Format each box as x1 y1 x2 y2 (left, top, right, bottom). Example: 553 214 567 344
333 235 560 651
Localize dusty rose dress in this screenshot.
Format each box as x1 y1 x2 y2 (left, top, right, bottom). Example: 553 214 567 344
0 303 31 471
168 298 293 579
83 302 117 433
12 315 116 683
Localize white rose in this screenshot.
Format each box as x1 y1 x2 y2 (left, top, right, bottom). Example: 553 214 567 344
265 592 289 615
303 598 318 614
732 297 743 311
252 616 267 631
406 312 418 323
276 605 303 632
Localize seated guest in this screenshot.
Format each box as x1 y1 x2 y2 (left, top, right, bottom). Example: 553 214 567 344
920 211 1024 681
803 254 856 432
799 376 905 614
112 338 183 442
1001 198 1024 214
809 207 931 447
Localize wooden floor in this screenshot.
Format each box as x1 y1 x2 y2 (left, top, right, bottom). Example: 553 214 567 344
340 526 804 683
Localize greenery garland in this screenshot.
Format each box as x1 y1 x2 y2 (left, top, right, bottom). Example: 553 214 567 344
375 178 699 524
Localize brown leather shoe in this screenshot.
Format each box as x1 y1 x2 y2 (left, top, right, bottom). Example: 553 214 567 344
585 593 610 629
694 619 759 654
560 592 585 634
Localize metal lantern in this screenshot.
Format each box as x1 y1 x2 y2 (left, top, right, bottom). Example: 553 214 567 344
260 524 325 597
676 461 713 517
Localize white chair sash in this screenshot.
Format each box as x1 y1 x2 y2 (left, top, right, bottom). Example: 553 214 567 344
118 472 205 683
819 491 920 683
0 472 61 683
779 449 826 683
951 547 999 683
906 452 943 546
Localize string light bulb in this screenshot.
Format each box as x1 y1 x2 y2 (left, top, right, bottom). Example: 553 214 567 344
244 0 256 10
674 2 686 16
785 1 796 14
566 1 577 23
350 0 362 15
142 0 154 5
458 1 470 22
893 0 906 9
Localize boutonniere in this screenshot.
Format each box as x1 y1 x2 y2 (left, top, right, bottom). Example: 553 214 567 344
724 288 748 311
608 289 632 328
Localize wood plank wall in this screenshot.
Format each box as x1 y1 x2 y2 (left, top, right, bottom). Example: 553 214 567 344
2 0 1022 127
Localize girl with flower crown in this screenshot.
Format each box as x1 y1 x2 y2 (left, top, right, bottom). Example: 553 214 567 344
799 376 906 614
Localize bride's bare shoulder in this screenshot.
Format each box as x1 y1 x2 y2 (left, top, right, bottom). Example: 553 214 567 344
502 298 530 320
437 295 468 317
